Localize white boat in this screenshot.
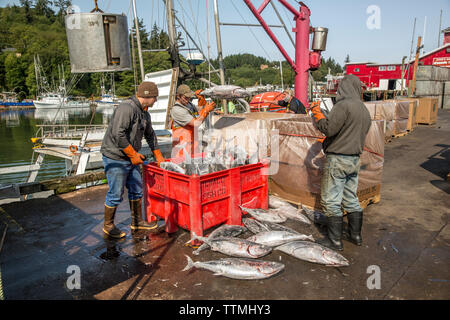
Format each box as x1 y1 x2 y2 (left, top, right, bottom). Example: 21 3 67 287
33 93 90 109
95 93 122 109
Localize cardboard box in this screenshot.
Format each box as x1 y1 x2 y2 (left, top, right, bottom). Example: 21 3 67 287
395 97 418 131
415 97 438 124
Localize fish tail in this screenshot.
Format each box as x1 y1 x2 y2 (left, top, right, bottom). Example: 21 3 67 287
185 231 208 245
182 255 195 271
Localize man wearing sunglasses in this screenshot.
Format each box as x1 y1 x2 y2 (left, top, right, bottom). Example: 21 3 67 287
171 84 215 158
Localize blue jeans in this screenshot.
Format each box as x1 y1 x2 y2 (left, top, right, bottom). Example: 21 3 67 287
320 154 362 217
102 155 143 207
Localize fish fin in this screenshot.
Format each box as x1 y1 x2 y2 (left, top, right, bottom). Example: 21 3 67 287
182 255 195 271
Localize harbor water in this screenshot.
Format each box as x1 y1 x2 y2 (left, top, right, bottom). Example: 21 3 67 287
0 106 114 187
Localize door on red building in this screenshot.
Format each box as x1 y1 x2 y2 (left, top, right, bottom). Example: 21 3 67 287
388 80 396 90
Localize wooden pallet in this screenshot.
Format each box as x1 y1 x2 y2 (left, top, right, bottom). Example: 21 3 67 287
392 131 409 139
360 193 381 209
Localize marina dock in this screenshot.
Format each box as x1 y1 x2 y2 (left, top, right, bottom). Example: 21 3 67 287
0 110 448 300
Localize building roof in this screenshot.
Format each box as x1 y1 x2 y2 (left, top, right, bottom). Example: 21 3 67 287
408 42 450 64
344 62 376 66
367 63 401 66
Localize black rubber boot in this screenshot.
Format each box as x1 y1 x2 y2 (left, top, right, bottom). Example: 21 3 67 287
344 211 363 246
317 216 344 251
103 205 126 239
129 199 158 231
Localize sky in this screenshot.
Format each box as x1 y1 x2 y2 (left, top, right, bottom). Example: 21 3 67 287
1 0 449 67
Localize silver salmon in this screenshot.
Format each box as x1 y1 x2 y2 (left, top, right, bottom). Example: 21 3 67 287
275 240 349 267
269 195 292 209
188 232 272 259
301 205 328 226
182 255 285 280
160 161 186 174
239 206 287 223
242 217 271 234
200 85 250 99
247 231 314 247
192 225 247 255
243 218 300 235
278 206 311 225
269 196 311 225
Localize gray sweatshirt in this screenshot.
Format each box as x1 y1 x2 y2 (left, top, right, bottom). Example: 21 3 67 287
316 74 371 156
101 96 158 161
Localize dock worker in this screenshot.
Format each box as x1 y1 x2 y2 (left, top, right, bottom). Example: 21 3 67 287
100 81 165 239
309 74 371 251
171 84 215 158
263 89 307 114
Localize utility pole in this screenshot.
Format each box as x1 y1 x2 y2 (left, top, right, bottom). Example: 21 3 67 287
280 60 284 90
405 17 416 93
400 56 407 95
132 0 145 82
213 0 227 114
130 30 138 93
422 16 427 55
438 10 443 47
410 36 423 97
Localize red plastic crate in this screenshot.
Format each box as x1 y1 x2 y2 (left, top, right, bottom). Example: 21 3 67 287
142 159 269 239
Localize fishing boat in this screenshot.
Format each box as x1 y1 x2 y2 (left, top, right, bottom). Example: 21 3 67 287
33 93 90 109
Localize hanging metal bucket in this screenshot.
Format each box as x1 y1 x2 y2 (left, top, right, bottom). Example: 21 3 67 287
65 12 131 73
311 27 328 52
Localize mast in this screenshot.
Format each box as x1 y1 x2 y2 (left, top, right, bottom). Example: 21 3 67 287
438 10 442 47
34 55 40 97
132 0 145 81
165 0 181 71
213 0 227 113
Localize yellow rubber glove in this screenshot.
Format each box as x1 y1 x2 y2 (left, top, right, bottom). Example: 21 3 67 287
123 144 145 165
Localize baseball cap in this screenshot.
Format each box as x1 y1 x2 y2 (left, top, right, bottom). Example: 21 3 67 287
177 84 195 98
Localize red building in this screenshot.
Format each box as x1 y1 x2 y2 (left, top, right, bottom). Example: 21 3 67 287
345 27 450 89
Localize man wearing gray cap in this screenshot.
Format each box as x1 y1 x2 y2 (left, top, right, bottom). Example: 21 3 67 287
171 84 215 158
100 81 165 238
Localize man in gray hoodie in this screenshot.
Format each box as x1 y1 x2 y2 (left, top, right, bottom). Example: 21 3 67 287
310 74 371 251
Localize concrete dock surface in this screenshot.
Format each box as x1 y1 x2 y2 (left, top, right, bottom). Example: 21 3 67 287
0 110 449 300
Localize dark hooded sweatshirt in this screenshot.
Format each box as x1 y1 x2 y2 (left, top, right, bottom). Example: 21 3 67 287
101 96 158 161
316 74 371 156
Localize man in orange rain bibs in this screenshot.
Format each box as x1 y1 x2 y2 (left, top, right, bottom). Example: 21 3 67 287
171 84 215 159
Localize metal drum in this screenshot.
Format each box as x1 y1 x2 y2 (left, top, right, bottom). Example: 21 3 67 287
311 27 328 52
65 12 131 73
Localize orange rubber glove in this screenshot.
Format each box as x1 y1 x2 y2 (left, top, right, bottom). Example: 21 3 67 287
310 101 325 122
198 101 216 118
123 144 145 165
195 89 206 107
153 149 165 166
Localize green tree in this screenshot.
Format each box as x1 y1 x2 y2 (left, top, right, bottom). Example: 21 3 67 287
4 53 27 95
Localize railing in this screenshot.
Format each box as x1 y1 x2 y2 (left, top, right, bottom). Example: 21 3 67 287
34 124 109 139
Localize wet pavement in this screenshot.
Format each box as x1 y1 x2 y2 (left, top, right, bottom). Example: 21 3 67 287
0 110 449 300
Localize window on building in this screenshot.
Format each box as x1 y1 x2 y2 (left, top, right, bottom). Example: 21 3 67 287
387 66 396 71
354 68 360 72
378 66 386 71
